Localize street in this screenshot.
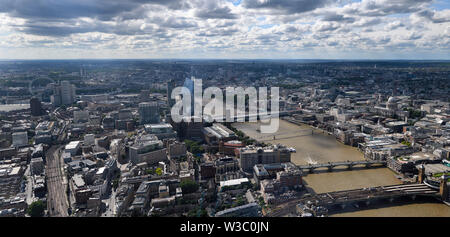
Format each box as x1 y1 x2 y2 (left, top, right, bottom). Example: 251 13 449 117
102 189 117 217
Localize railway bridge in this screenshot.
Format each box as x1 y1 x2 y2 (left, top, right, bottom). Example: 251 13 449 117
266 183 441 217
298 183 439 210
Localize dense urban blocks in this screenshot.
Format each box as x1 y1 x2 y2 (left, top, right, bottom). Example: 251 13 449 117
0 60 449 218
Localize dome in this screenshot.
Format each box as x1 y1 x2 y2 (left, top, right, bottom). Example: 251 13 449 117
386 96 399 110
387 96 398 104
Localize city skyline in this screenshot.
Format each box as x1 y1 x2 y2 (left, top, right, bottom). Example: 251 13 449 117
0 0 449 60
0 0 449 221
0 57 449 218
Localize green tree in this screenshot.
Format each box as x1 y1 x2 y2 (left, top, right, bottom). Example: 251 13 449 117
155 168 163 176
401 141 412 147
184 139 204 154
112 178 120 191
27 200 45 217
187 207 208 217
180 180 199 194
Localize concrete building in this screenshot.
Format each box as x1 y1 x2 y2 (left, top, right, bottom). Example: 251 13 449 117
74 110 89 123
387 152 439 174
65 141 81 156
139 102 160 125
363 139 414 161
12 132 28 148
118 109 133 121
202 123 236 145
253 162 303 188
30 157 44 175
219 178 250 190
0 163 24 199
84 134 95 146
144 124 177 140
102 116 115 130
110 139 125 162
51 81 76 107
238 144 292 172
129 135 167 165
167 141 187 159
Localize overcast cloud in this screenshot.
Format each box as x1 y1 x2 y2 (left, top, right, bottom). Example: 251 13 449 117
0 0 449 59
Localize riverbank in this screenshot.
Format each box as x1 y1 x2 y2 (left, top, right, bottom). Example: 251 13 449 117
232 120 450 216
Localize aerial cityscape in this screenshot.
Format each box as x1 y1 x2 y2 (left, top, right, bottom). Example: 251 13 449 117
0 59 449 217
0 0 449 220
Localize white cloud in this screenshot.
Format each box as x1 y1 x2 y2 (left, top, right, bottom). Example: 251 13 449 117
0 0 448 59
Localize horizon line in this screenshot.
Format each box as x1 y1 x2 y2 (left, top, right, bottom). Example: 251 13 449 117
1 58 450 61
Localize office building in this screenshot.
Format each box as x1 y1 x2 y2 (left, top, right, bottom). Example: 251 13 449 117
12 132 28 148
73 110 89 123
30 97 44 116
139 102 160 125
144 124 177 140
238 145 292 172
129 134 167 165
51 81 76 107
167 79 176 108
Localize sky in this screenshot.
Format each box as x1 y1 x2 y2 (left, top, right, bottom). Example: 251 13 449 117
0 0 449 60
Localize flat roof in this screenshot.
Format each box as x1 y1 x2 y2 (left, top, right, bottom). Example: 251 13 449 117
65 141 81 150
220 178 249 187
145 124 172 128
96 167 106 175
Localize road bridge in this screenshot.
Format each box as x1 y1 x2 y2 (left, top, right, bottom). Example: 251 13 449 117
253 128 314 141
298 160 386 173
185 109 302 123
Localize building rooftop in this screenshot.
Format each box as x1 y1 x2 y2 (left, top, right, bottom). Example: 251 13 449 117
219 178 249 188
65 141 81 150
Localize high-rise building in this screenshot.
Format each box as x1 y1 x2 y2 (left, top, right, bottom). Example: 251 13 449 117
182 77 203 116
139 102 160 125
30 97 44 116
140 90 150 102
183 77 194 115
51 81 76 107
167 79 176 108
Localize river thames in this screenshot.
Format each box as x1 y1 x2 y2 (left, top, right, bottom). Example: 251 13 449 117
232 119 450 217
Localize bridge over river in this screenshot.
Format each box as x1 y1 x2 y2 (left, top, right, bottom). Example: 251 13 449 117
300 183 438 208
267 183 440 217
298 160 386 173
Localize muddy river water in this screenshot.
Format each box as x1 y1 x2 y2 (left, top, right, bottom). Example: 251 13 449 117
232 119 450 216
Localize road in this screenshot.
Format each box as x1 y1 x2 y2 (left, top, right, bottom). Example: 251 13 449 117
46 145 70 217
24 166 35 205
102 189 117 217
